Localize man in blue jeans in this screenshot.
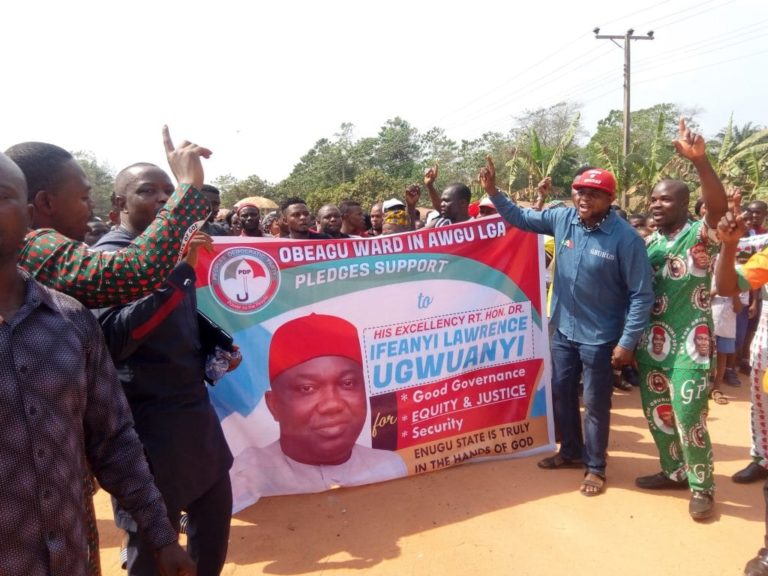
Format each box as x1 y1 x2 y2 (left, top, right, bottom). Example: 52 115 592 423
480 157 653 496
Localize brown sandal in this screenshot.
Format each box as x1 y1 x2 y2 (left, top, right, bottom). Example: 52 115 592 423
580 473 606 497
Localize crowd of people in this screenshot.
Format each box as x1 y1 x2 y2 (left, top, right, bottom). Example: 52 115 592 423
1 121 768 576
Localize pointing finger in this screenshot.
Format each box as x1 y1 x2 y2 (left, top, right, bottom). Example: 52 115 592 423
162 125 175 154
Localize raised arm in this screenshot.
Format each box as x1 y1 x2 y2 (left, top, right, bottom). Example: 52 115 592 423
532 177 551 212
18 127 212 308
481 155 555 235
404 184 421 230
673 119 727 227
424 164 441 211
716 192 750 296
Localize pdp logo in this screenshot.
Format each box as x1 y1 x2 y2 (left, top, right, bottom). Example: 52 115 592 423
209 247 280 313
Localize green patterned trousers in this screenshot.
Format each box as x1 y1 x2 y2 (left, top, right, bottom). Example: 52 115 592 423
638 365 714 492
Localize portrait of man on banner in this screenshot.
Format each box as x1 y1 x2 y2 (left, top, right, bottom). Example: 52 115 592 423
230 313 406 511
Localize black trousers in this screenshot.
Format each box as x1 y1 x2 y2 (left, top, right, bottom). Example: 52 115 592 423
127 472 232 576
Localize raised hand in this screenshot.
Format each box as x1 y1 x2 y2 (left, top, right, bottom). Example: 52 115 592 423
479 155 497 194
182 231 214 268
405 184 421 209
672 118 706 161
717 188 747 246
163 125 212 190
537 176 552 198
423 164 439 188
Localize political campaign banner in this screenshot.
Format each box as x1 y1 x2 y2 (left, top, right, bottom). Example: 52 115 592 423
195 217 554 512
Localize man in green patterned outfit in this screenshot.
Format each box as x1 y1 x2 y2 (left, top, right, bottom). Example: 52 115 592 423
634 119 727 521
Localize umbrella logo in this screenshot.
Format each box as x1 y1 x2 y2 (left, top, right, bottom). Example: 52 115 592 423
209 247 280 313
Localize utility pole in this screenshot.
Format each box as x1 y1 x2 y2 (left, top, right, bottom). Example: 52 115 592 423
594 28 654 210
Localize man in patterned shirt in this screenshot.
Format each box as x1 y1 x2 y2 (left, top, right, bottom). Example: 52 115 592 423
715 198 768 576
6 126 212 308
634 120 727 521
6 127 211 574
0 151 196 575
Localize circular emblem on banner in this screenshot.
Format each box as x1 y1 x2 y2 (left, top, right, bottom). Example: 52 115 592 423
208 247 280 313
647 371 669 393
691 285 710 311
652 294 668 317
690 423 707 448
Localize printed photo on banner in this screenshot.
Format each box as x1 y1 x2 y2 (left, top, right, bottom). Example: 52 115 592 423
194 219 554 512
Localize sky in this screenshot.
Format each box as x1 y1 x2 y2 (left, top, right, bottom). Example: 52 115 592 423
2 0 766 184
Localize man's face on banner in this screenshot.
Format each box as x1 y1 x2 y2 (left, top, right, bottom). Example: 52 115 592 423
652 332 665 354
266 355 367 466
695 333 710 357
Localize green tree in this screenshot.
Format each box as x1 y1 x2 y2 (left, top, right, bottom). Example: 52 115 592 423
710 115 768 200
370 117 421 180
305 168 402 214
511 102 586 149
506 113 580 201
450 132 516 199
72 151 114 219
212 173 273 209
587 104 695 208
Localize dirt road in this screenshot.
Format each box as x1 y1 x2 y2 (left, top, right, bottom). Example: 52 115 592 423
96 378 761 576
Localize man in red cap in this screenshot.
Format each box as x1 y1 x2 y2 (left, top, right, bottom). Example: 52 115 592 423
479 157 654 497
650 326 667 358
692 324 711 360
633 120 727 521
656 404 676 432
229 313 406 510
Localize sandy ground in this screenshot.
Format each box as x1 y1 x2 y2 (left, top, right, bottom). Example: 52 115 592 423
96 376 762 576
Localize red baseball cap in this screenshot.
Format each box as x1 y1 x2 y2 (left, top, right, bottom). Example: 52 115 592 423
572 169 617 200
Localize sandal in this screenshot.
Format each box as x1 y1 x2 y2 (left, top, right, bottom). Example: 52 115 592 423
710 388 729 405
538 454 584 469
580 473 606 497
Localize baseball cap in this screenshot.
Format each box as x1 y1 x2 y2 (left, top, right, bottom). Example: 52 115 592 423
572 169 617 200
383 198 406 211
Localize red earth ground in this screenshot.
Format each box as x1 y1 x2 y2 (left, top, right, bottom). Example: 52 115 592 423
96 376 761 576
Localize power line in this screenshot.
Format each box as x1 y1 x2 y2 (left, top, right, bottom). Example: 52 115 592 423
593 28 654 208
429 0 759 146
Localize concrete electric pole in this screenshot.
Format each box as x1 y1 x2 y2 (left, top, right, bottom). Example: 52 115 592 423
594 28 654 209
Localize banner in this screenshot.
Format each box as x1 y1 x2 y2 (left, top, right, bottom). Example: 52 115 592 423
195 217 554 512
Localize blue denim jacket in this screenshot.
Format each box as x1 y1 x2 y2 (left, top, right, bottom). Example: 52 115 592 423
492 194 654 349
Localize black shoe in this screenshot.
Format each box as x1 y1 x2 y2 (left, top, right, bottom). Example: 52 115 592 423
689 490 715 520
733 462 768 484
614 379 633 391
725 368 743 387
745 548 768 576
621 365 640 387
635 471 689 490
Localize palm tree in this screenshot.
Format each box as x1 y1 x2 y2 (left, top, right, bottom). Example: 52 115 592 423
711 115 768 200
590 112 680 210
506 113 580 201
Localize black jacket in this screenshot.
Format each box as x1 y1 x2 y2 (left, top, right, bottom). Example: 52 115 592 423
93 229 232 507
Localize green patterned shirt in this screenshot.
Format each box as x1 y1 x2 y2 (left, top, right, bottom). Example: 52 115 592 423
18 183 210 308
636 219 719 370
